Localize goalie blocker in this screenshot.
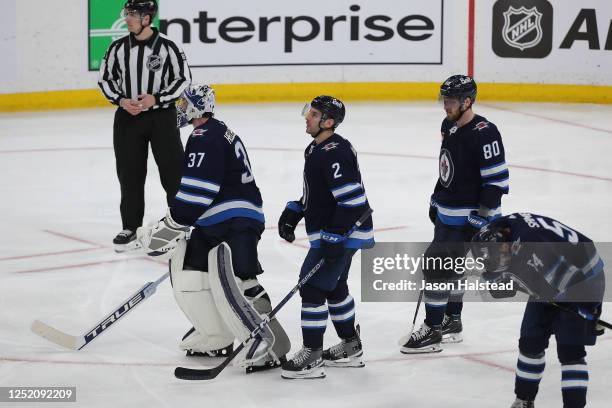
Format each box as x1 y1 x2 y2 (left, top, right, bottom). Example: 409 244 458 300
170 240 290 372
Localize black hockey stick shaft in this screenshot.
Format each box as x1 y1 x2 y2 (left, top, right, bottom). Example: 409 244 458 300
411 289 424 329
174 208 373 380
550 302 612 330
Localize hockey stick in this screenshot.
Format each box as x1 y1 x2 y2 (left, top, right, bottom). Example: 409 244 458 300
550 302 611 330
397 289 424 346
174 208 373 380
31 272 170 350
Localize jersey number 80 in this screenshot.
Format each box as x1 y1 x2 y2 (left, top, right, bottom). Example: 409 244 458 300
483 141 501 160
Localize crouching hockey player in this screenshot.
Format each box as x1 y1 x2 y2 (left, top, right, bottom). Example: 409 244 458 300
137 84 290 372
277 96 375 379
472 213 605 408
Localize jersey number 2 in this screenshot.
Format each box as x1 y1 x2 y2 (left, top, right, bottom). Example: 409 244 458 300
235 141 254 183
332 162 342 179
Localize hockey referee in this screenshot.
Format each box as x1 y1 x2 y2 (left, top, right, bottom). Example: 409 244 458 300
98 0 192 250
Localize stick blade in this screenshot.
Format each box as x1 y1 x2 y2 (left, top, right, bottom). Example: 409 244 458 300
31 320 81 350
174 366 219 381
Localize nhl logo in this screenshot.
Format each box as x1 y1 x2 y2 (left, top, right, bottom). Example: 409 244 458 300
502 6 543 51
146 54 162 72
439 148 454 188
492 0 553 59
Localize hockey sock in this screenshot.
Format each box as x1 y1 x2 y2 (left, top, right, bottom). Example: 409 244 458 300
328 294 356 339
558 344 588 408
301 302 328 349
445 288 464 316
424 288 450 327
561 360 588 408
514 351 546 401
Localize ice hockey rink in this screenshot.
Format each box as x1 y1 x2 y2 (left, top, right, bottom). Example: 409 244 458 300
1 101 611 408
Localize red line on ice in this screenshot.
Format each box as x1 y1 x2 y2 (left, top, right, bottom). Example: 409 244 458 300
0 146 610 182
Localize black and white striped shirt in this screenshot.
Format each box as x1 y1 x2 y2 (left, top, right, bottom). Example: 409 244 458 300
98 28 191 110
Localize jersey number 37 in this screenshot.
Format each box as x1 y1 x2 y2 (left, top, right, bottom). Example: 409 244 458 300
235 141 254 183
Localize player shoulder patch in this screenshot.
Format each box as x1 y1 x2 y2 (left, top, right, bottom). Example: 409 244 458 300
473 121 489 131
321 141 339 152
191 128 208 138
224 128 236 144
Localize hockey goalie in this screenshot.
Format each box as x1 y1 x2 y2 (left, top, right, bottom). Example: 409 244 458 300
137 84 290 372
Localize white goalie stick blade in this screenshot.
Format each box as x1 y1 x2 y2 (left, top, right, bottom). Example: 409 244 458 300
31 320 84 350
31 272 170 350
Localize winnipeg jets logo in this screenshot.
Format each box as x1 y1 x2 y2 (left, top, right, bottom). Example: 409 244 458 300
502 6 544 51
473 121 489 131
322 142 339 151
439 148 454 187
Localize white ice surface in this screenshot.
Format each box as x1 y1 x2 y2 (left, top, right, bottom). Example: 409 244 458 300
1 102 611 408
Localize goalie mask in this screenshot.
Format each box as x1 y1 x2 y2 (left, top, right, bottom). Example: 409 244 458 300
176 84 216 128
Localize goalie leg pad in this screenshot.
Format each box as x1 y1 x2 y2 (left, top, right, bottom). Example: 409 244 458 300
243 281 291 363
170 241 234 352
208 243 290 367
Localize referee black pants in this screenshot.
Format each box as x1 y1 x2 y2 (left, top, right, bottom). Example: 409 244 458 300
113 107 184 231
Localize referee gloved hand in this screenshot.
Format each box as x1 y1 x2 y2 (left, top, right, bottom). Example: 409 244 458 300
137 94 156 110
120 98 143 116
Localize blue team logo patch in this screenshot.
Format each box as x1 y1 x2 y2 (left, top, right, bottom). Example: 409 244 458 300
439 148 454 187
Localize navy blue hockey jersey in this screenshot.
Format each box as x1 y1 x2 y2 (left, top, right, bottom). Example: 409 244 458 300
295 134 374 249
169 118 264 228
432 114 509 226
488 213 604 302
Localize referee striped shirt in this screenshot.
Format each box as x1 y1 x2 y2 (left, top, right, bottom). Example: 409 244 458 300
98 28 191 110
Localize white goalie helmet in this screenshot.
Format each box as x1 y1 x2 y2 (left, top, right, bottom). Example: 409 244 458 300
176 84 216 128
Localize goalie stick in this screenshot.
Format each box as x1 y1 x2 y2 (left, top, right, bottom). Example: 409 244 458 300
174 208 373 380
31 272 170 350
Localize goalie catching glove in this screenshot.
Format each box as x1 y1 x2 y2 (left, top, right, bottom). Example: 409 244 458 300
137 209 190 259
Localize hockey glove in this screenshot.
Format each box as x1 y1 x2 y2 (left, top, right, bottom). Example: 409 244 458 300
321 230 346 262
482 271 517 299
278 201 303 243
137 209 190 259
467 211 489 236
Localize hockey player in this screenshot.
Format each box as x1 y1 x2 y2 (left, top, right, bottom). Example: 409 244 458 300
471 213 605 408
401 74 509 353
137 84 290 372
277 96 375 379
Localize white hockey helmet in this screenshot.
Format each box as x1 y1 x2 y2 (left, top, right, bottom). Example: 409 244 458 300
176 84 216 128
